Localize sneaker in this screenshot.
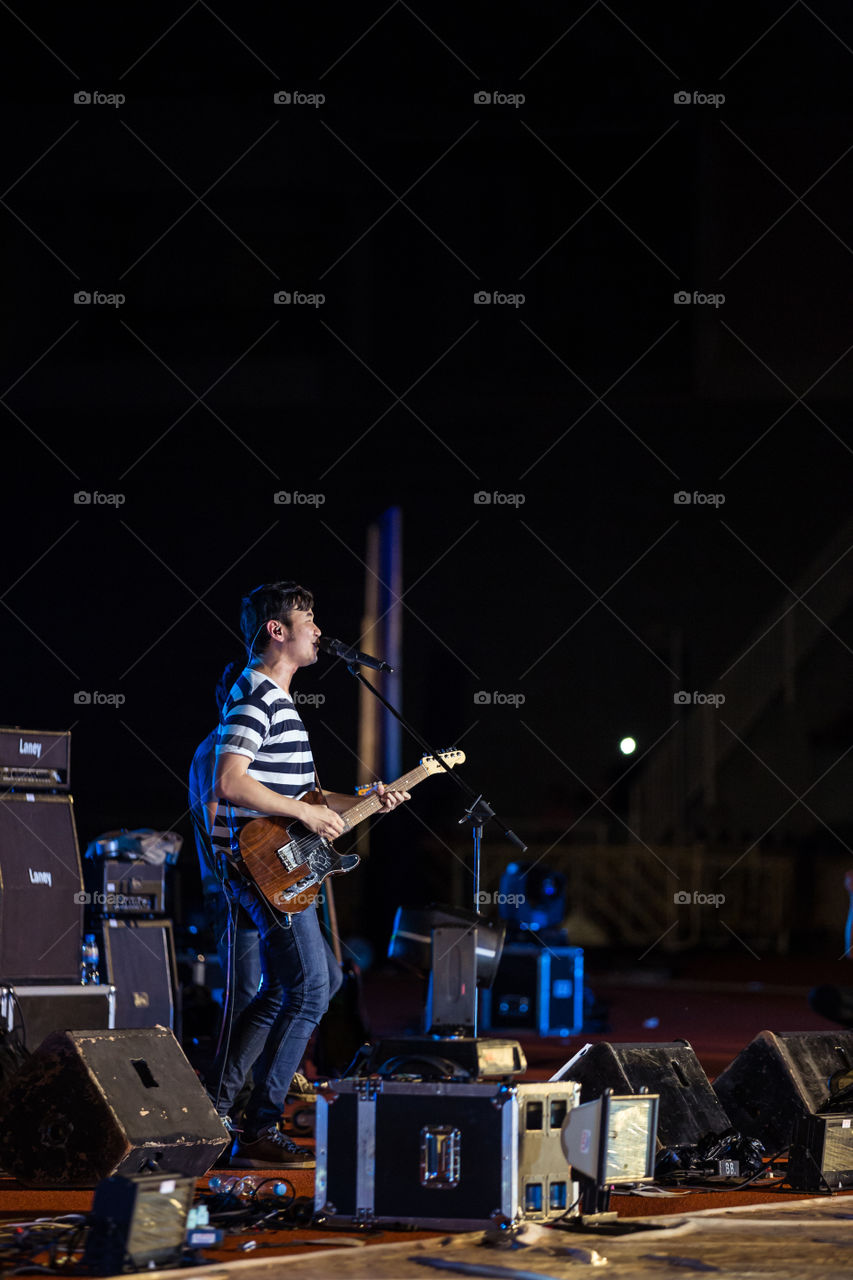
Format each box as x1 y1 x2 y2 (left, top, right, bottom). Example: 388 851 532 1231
230 1124 315 1170
287 1071 316 1099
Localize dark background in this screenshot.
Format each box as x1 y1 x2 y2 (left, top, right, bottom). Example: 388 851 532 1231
2 2 853 941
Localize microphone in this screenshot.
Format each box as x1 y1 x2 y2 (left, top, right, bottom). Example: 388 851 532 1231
318 636 394 673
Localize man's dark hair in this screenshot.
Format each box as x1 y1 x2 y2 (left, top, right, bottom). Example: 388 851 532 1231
240 581 314 656
215 662 238 714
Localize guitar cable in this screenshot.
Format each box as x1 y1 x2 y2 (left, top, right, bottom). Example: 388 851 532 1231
211 811 244 1118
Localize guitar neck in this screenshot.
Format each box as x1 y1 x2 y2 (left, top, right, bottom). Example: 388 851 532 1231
341 764 431 831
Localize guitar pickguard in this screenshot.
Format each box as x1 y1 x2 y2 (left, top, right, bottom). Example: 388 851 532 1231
262 825 360 908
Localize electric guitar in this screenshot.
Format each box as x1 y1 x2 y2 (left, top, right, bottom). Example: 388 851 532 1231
237 750 465 914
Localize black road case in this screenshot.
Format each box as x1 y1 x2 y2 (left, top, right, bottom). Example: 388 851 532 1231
316 1078 520 1229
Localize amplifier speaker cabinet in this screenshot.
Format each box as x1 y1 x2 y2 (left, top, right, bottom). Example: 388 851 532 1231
713 1030 853 1153
480 945 584 1037
316 1078 519 1229
0 727 70 791
101 920 178 1031
0 1026 229 1187
0 793 83 984
1 984 115 1048
554 1039 731 1149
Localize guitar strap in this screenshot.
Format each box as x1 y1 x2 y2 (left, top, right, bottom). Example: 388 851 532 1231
311 766 346 960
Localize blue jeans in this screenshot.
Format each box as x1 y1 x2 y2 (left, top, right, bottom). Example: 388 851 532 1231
214 878 342 1134
206 892 262 1019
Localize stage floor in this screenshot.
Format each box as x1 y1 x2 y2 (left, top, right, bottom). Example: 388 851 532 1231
2 952 851 1276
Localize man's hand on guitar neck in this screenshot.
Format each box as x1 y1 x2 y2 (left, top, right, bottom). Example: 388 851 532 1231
323 782 411 816
371 781 411 811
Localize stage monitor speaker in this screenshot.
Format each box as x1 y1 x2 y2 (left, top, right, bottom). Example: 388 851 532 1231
712 1029 853 1153
101 919 178 1031
553 1039 731 1149
0 1025 229 1187
0 794 83 984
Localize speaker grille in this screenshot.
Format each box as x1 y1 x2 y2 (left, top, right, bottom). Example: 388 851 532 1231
0 795 83 983
101 920 176 1030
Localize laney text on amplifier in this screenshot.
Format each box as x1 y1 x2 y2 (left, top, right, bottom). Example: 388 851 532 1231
0 728 70 791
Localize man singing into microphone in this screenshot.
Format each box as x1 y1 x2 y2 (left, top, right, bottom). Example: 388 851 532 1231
211 580 409 1168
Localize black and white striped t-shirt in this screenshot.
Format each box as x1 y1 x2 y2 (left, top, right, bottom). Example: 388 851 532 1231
212 667 315 864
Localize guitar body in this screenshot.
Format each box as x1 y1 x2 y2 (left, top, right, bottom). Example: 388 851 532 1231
236 752 465 915
239 795 360 914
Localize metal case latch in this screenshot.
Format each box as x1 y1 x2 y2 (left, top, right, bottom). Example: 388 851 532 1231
420 1125 461 1189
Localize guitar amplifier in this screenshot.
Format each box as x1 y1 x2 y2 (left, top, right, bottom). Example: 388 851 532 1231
91 860 166 915
100 920 178 1031
0 727 70 791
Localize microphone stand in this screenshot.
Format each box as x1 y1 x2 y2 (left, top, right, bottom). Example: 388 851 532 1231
342 662 527 1034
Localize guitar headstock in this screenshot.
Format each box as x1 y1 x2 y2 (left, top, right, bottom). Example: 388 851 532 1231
421 749 466 775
